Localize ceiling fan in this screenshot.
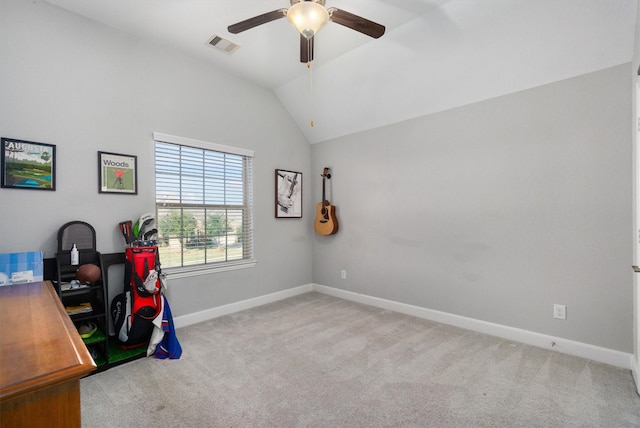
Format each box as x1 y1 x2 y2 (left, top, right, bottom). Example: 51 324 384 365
227 0 385 63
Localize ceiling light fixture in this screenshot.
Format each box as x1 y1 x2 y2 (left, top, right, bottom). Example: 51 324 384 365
227 0 384 64
286 0 330 39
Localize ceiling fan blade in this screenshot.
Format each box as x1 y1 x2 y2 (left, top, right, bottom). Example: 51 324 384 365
300 34 314 63
328 8 385 39
228 9 287 34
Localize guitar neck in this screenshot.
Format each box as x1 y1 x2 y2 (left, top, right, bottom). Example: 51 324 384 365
322 176 326 205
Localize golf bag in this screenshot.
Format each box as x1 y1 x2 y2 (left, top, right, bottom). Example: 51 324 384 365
111 246 163 348
125 246 162 297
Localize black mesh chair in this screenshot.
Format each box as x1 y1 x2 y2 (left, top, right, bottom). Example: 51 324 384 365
57 221 96 253
55 221 103 294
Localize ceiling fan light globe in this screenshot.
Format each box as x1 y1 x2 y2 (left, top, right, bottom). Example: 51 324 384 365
287 1 329 39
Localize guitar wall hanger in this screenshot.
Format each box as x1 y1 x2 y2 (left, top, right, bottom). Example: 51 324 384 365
314 167 338 235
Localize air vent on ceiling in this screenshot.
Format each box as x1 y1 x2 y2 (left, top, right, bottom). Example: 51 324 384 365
207 34 240 55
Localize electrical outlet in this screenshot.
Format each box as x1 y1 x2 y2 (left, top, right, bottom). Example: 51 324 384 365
340 270 347 280
553 304 566 320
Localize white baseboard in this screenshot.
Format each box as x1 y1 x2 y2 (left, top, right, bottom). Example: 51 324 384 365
173 284 313 329
171 282 632 370
632 356 640 394
312 284 633 370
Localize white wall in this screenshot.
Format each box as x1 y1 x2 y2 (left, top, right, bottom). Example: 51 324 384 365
0 0 313 316
631 0 640 388
311 64 633 353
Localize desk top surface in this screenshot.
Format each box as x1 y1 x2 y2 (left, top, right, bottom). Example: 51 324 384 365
0 281 96 400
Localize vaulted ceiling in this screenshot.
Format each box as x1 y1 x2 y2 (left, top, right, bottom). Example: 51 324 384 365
45 0 637 143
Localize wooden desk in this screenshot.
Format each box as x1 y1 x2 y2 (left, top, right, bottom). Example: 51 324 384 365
0 281 96 428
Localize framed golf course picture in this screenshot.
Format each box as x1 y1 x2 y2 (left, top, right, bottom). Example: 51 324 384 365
1 137 56 190
98 151 137 194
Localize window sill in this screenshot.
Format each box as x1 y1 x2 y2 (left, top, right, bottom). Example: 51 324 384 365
163 259 257 279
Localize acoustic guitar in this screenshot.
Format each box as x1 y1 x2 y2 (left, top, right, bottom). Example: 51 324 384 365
314 167 338 235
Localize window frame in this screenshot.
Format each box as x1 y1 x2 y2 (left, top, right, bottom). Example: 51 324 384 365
153 132 256 278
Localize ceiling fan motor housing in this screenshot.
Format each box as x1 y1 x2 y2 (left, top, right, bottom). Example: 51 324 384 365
290 0 326 5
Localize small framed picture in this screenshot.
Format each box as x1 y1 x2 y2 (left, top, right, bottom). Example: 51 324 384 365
275 169 302 218
1 137 56 190
98 151 138 194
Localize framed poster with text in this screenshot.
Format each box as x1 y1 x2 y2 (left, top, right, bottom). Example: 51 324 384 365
1 137 56 190
98 151 137 194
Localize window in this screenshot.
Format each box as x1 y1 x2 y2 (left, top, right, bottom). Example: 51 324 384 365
153 132 255 276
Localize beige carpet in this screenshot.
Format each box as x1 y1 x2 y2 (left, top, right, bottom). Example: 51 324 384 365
81 292 640 427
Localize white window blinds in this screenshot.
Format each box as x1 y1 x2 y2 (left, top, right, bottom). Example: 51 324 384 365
153 133 254 272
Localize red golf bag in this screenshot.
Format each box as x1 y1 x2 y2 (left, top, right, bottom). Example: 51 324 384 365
111 246 163 349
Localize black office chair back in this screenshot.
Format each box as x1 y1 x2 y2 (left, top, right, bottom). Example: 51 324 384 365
57 221 96 252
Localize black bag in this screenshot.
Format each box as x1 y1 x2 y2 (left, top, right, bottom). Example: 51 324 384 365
111 290 161 349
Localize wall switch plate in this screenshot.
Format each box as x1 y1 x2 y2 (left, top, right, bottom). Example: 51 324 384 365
553 304 567 320
340 270 347 280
